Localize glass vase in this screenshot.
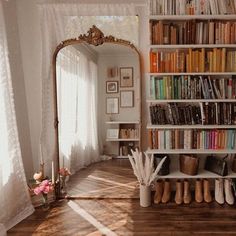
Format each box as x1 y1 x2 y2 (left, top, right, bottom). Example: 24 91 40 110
42 193 49 211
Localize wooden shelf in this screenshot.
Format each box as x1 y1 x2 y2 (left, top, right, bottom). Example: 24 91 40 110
150 44 236 49
156 169 236 179
106 121 140 124
148 72 236 76
106 138 140 142
146 99 236 103
147 124 236 129
149 15 236 20
146 149 236 154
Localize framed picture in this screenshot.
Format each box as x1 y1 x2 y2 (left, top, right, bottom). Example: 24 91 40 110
120 67 133 87
120 90 134 108
106 129 119 139
106 97 119 114
106 81 118 93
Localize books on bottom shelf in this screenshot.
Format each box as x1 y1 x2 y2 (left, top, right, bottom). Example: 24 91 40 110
148 129 236 150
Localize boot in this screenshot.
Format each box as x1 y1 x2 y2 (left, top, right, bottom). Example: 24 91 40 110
215 179 224 205
224 179 234 205
175 180 183 205
195 179 203 203
154 180 163 204
183 179 191 204
161 179 171 203
203 179 212 203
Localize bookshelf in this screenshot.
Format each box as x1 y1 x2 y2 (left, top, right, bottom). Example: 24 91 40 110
148 0 236 179
106 121 140 158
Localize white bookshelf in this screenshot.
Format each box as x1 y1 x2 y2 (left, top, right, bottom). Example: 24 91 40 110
147 99 236 103
146 149 236 154
156 169 236 179
106 121 140 158
150 44 236 49
106 121 140 124
149 15 236 20
106 138 140 142
148 72 236 76
147 11 236 179
147 124 236 130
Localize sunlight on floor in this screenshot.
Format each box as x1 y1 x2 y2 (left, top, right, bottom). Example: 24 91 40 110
68 200 118 236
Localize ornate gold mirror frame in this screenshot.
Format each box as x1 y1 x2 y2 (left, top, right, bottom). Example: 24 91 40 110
52 25 142 198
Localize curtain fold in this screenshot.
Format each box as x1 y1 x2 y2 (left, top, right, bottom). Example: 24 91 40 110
57 47 100 174
38 3 138 177
0 1 34 233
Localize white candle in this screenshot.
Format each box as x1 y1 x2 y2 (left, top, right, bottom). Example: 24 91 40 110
39 145 43 164
52 161 55 184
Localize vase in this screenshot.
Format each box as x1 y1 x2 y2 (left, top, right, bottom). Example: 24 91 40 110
42 193 50 211
139 184 151 207
60 176 67 194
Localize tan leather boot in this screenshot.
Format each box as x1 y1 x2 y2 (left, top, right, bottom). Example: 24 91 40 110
154 180 163 204
224 179 234 205
195 179 203 203
203 179 212 203
175 180 183 205
215 178 224 204
183 179 191 204
161 179 171 203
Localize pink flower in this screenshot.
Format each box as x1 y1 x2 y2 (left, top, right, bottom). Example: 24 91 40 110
33 180 53 195
59 167 71 177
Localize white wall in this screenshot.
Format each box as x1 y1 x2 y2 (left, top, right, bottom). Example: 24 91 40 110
97 52 140 155
2 0 149 175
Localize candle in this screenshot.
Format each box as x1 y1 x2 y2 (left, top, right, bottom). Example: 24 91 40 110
52 161 55 184
39 144 43 164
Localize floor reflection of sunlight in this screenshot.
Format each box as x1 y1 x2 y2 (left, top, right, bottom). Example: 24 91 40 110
68 201 117 236
87 175 137 189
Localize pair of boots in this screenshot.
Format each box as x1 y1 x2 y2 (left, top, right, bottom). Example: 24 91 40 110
154 179 171 204
215 178 234 205
175 179 191 204
195 179 212 203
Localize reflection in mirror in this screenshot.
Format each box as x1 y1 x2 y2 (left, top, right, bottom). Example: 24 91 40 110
55 37 141 197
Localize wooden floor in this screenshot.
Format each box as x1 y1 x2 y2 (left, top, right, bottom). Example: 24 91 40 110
8 159 236 236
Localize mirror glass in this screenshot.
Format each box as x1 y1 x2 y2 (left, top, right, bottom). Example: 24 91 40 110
56 40 141 197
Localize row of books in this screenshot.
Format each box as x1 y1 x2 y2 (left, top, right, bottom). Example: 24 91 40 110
120 129 139 139
149 0 236 15
149 76 236 99
149 103 236 125
150 104 201 125
148 129 236 150
150 20 236 45
150 49 236 73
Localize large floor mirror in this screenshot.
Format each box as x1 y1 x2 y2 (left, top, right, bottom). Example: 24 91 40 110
53 26 142 198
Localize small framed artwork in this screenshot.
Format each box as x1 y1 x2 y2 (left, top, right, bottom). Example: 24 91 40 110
106 97 119 114
106 81 118 93
120 90 134 108
120 67 133 87
106 129 119 139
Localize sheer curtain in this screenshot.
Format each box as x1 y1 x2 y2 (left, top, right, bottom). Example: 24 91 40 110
0 2 34 235
57 47 99 174
38 3 138 176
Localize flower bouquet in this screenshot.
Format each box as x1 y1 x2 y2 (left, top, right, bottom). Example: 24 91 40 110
33 179 54 210
58 167 71 194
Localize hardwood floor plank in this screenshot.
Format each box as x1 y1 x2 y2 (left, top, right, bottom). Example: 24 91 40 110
8 159 236 235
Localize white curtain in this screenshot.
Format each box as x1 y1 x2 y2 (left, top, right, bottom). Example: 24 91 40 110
57 47 99 174
0 2 34 234
38 3 138 176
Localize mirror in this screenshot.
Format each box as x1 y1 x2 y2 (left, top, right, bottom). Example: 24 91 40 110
53 26 142 198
